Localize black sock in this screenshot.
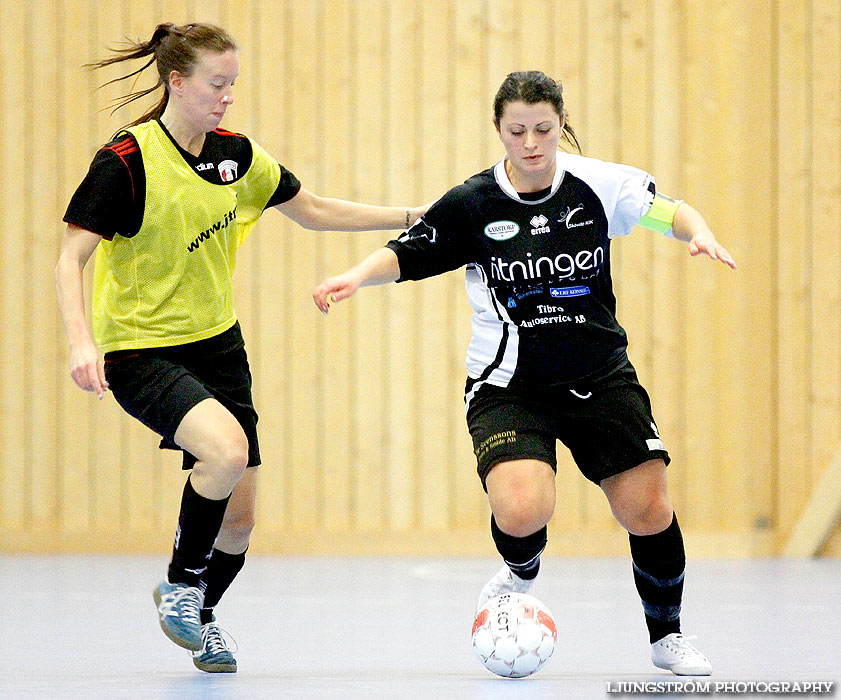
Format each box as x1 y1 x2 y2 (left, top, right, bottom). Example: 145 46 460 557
490 515 547 581
168 476 231 588
628 512 685 643
199 548 247 624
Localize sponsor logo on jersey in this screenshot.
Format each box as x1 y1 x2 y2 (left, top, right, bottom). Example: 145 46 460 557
187 206 237 252
196 162 214 171
558 204 594 229
490 247 604 282
484 220 520 241
550 286 591 298
218 159 238 182
530 214 550 235
506 286 543 308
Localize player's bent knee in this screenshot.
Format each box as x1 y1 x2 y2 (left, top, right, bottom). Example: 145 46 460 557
486 460 555 535
221 511 255 543
616 496 673 536
194 437 249 488
223 497 256 533
493 502 553 538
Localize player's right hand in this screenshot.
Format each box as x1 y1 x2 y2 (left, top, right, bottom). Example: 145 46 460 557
313 273 361 315
69 340 108 399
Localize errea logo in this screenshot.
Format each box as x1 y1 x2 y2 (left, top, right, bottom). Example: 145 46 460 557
530 214 550 235
484 220 520 241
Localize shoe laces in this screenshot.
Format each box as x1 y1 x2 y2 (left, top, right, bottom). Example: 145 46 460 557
662 634 704 659
199 621 239 656
159 586 202 628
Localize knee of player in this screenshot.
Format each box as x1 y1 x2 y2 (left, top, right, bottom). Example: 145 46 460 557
493 498 554 537
619 495 673 536
214 434 250 478
223 504 256 539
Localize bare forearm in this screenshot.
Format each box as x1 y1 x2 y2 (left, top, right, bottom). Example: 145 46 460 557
309 198 410 231
671 202 710 243
55 255 94 348
353 247 401 286
313 247 400 313
277 187 423 232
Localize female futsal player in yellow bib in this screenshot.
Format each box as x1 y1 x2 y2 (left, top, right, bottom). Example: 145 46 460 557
56 22 430 674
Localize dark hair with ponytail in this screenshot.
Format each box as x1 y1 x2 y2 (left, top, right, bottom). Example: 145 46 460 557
86 22 237 130
493 71 581 154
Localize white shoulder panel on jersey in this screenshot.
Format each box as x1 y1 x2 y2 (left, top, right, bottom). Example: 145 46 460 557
555 151 654 239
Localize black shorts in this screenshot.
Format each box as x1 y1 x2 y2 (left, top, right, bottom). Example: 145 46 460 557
103 322 260 469
465 359 669 487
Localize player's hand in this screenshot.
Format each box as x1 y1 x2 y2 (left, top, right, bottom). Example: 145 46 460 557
688 232 737 269
313 273 362 314
69 339 109 399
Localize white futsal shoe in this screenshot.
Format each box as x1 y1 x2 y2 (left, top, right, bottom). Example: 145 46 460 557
476 564 534 611
651 633 712 676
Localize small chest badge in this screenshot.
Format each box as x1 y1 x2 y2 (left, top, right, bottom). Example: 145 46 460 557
218 159 238 182
484 220 519 241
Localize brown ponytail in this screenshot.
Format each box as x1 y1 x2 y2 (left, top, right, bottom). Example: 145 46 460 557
86 22 237 130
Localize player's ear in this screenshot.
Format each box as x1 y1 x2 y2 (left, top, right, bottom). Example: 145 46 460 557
168 70 185 94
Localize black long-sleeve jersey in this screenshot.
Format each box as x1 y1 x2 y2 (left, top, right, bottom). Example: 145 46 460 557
386 151 659 391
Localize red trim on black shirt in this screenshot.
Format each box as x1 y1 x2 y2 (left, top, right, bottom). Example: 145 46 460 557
213 127 246 138
106 136 138 200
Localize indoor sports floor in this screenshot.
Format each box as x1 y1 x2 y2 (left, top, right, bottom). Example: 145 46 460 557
2 555 838 699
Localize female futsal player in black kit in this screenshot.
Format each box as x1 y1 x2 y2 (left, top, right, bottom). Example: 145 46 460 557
56 22 430 673
314 71 736 676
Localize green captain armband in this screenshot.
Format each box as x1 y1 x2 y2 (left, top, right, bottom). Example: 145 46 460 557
639 192 683 235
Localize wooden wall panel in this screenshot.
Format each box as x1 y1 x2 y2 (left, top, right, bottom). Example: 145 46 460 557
2 0 840 557
383 0 422 534
0 0 29 532
776 0 812 537
810 3 841 501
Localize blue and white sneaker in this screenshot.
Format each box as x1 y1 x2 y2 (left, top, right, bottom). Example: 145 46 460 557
192 619 238 673
152 580 204 651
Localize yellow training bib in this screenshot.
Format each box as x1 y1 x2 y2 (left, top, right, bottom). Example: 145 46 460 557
92 121 280 352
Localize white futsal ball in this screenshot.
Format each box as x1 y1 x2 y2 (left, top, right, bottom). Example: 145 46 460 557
471 592 557 678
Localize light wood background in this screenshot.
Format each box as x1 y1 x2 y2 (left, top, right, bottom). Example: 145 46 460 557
1 0 839 557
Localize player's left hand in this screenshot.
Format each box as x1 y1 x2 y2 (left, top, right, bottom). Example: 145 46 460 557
688 233 737 269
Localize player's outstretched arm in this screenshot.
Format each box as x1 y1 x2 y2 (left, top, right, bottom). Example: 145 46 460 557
313 247 401 314
276 187 435 232
672 203 737 269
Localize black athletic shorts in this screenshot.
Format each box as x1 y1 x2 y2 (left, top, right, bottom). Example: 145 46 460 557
465 358 669 488
103 322 260 469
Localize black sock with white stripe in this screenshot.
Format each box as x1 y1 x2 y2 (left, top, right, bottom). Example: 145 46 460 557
200 548 247 624
628 512 685 643
167 476 231 588
491 515 547 580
